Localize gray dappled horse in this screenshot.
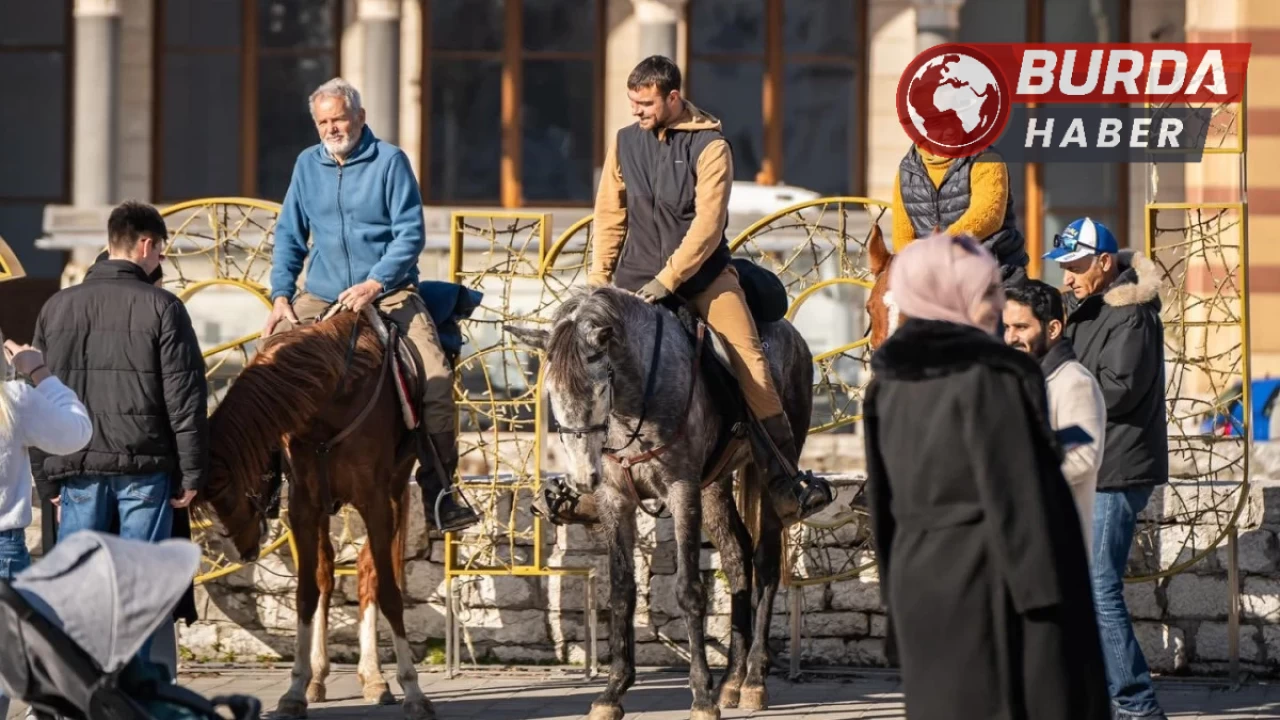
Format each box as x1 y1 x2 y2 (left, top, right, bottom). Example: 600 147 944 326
506 286 813 720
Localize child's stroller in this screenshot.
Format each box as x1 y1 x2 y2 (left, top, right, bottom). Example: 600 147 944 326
0 531 260 720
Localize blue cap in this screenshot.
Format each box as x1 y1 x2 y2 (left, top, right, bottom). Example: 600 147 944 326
1043 217 1119 263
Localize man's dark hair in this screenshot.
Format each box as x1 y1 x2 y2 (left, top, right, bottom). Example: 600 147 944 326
107 201 168 253
1005 279 1065 328
627 55 682 96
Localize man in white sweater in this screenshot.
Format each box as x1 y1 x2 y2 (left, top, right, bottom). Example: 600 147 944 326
1004 280 1106 557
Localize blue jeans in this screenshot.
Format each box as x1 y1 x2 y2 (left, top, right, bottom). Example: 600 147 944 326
0 528 31 716
1093 485 1164 718
59 472 176 667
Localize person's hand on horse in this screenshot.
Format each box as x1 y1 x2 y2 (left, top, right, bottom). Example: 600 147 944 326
171 489 197 509
338 279 383 312
636 279 671 304
262 297 300 337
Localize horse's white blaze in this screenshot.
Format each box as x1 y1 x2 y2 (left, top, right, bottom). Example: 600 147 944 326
283 620 314 704
884 290 902 337
358 603 382 683
310 592 330 685
392 634 424 702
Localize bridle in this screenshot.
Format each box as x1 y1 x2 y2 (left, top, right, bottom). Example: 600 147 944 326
552 312 706 517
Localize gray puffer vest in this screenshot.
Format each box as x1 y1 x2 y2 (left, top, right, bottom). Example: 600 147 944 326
898 147 1028 284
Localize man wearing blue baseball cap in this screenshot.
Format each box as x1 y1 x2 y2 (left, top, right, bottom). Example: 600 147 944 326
1045 217 1169 720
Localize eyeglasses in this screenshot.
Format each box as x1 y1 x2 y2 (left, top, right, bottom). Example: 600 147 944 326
1052 233 1097 253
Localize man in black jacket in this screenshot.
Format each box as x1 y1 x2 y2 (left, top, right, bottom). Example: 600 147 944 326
1045 216 1168 720
30 201 208 664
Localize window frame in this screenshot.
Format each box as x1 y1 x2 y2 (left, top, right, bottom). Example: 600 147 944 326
684 0 869 196
150 0 344 203
419 0 607 208
0 0 74 208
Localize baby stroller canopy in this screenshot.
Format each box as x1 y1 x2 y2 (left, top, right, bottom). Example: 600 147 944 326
0 531 260 720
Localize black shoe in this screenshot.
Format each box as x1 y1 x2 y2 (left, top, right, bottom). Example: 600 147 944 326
414 431 481 533
754 415 835 525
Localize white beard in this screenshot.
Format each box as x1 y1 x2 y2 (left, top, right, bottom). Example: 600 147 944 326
323 134 357 158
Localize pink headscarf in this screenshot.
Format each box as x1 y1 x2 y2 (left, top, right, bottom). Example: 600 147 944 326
887 232 1002 329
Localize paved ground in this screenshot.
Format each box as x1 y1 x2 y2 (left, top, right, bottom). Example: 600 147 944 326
8 665 1280 718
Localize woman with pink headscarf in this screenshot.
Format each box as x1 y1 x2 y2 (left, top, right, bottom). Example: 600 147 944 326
862 233 1109 720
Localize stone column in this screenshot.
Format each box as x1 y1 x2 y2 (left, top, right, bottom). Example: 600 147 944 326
73 0 121 206
915 0 966 54
634 0 683 62
360 0 401 145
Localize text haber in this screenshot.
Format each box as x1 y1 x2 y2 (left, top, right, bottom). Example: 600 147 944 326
1024 117 1185 149
1017 48 1226 97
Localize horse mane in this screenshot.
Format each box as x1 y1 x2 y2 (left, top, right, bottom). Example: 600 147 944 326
544 287 642 400
197 311 384 520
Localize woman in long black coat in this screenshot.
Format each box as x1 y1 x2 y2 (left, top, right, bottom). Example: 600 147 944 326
864 232 1110 720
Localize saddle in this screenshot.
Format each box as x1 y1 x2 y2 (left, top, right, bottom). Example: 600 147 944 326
660 259 791 482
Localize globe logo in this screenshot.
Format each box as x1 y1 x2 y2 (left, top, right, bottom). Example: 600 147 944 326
897 44 1011 158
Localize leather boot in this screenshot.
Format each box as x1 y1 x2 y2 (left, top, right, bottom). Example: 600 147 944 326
414 430 481 533
752 414 834 525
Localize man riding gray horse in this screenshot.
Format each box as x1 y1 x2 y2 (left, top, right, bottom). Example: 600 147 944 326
563 55 833 526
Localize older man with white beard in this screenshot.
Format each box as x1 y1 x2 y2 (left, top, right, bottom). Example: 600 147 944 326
262 77 479 533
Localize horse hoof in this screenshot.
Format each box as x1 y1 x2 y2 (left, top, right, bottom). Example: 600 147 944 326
717 683 741 708
690 706 721 720
403 697 438 720
365 682 396 705
587 702 624 720
274 697 308 718
739 684 769 711
305 682 326 703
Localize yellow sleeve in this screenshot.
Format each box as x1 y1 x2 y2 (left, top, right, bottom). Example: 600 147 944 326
891 173 915 252
589 136 627 286
945 153 1009 241
655 138 733 293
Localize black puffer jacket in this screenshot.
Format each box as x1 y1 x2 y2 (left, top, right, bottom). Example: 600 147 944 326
30 260 209 500
1063 252 1168 490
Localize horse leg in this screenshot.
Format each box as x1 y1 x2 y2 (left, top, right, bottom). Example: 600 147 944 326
671 480 718 720
741 479 783 711
276 501 322 718
362 489 434 720
356 543 396 704
588 507 636 720
701 478 753 710
305 531 336 703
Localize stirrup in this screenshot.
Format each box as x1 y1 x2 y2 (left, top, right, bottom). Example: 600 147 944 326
432 485 481 533
793 472 835 520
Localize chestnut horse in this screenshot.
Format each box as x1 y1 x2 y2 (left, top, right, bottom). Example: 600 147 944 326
196 309 435 720
865 223 899 351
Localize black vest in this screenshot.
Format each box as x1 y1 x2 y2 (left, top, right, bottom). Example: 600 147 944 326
613 124 732 298
897 146 1028 276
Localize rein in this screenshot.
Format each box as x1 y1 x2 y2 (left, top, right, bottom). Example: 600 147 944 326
555 311 706 518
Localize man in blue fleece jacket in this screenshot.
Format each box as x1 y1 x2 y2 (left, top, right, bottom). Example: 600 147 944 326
262 77 478 533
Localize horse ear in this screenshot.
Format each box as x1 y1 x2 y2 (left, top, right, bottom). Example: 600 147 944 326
868 223 892 277
504 324 549 350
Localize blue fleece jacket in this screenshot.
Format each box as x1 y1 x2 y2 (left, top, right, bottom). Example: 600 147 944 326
270 126 425 303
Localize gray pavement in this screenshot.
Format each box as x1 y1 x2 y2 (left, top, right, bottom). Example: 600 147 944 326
7 665 1280 718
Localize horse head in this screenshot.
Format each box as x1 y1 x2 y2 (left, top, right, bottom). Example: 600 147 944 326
865 223 902 350
507 287 667 497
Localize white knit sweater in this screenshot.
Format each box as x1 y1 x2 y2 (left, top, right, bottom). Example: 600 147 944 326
1045 359 1107 560
0 377 93 533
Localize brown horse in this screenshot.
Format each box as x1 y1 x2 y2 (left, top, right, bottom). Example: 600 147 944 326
196 309 435 720
865 223 899 350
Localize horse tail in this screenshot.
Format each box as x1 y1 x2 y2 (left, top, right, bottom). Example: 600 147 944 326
199 311 383 519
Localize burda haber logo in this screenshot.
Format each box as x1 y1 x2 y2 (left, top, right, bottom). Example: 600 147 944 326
897 43 1251 163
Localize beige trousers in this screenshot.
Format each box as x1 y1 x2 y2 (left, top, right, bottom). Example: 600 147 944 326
690 266 785 421
268 288 457 434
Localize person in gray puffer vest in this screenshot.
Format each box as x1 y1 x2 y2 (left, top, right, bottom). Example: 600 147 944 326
891 144 1029 287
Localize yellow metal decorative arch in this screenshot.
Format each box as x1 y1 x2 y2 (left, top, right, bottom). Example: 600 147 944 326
0 234 26 282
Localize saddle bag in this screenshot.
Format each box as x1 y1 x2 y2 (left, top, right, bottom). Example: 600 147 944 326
731 258 789 324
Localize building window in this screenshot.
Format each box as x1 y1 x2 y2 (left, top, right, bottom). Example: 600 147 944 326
422 0 603 207
0 0 71 279
154 0 341 203
687 0 866 197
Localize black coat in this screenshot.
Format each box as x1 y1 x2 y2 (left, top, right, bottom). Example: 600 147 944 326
864 319 1109 720
30 260 209 500
1063 252 1168 489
